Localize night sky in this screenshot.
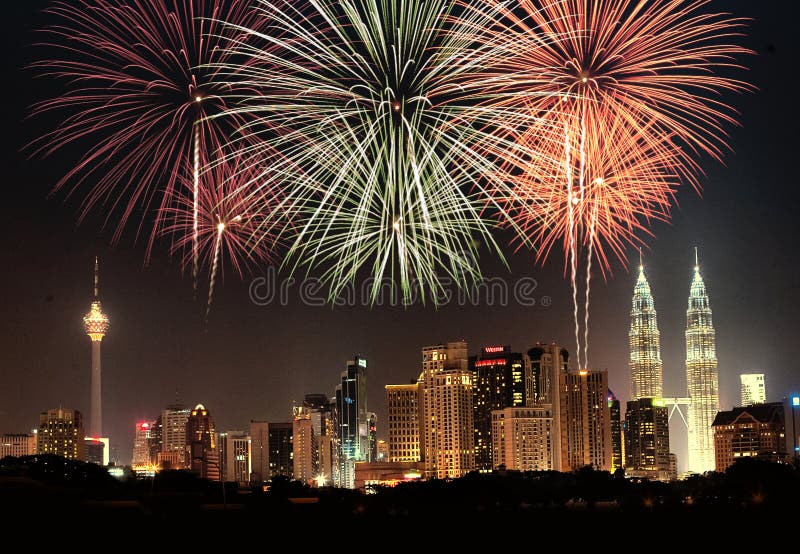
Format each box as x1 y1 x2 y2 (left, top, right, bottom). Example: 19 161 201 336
1 1 798 470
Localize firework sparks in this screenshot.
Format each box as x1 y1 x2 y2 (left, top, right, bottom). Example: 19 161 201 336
214 0 556 303
494 0 751 367
29 0 260 271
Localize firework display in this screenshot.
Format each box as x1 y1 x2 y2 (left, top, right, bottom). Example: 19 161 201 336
492 0 750 366
30 0 750 326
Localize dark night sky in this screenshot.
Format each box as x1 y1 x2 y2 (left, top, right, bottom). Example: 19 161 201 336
1 1 798 470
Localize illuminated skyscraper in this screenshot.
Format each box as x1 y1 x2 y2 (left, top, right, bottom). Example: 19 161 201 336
491 406 554 471
132 421 154 468
222 431 251 485
629 258 663 400
37 408 85 461
625 398 671 480
558 370 612 471
83 257 110 438
608 391 623 472
187 404 218 480
335 355 369 488
471 346 524 470
293 406 317 482
740 373 766 406
159 403 190 469
524 343 569 406
419 341 474 478
385 382 420 462
685 249 719 473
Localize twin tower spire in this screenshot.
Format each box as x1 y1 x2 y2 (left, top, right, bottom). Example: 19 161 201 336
629 248 719 473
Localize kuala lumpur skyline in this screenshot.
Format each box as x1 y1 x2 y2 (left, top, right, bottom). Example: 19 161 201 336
1 0 798 475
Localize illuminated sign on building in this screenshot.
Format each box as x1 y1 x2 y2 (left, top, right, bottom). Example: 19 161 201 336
475 359 506 367
484 346 505 353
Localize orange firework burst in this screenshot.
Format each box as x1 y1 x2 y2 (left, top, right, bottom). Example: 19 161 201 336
491 0 751 367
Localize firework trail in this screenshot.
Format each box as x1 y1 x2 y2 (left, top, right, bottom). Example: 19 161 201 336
214 0 557 303
29 0 260 277
162 158 281 320
493 0 751 368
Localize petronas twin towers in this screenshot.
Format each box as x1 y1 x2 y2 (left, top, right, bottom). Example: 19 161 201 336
629 250 719 474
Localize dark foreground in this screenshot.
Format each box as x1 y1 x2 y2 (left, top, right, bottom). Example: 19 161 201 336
2 455 798 544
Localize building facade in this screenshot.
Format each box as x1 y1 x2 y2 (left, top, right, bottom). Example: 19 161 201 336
132 421 154 468
625 398 671 480
335 355 369 488
385 383 420 463
629 261 664 400
187 403 218 480
293 406 317 483
712 403 786 471
160 403 190 469
223 431 251 485
524 343 569 406
419 341 474 478
37 408 85 461
249 420 269 482
608 391 623 472
491 406 553 471
685 253 720 473
1 433 37 458
269 422 293 478
471 346 524 471
558 370 612 472
740 374 766 406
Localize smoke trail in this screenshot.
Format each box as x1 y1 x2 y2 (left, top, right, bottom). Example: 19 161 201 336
193 121 200 298
583 203 598 369
205 223 223 323
564 122 580 369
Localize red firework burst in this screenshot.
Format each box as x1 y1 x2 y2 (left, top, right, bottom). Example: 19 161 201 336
28 0 260 257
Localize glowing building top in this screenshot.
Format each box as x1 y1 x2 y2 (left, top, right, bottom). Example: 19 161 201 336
685 248 719 473
629 255 663 400
83 257 110 342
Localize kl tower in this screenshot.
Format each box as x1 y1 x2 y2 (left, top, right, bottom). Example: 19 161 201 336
83 257 110 437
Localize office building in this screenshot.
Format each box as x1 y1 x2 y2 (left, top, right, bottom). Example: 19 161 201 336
712 403 786 471
419 341 474 478
685 250 720 473
740 374 766 406
37 408 85 461
385 382 420 463
608 391 623 472
223 431 251 485
269 422 293 478
187 403 218 480
471 345 524 470
625 398 671 480
629 259 664 400
524 343 569 406
293 406 317 483
132 421 154 468
558 370 612 471
0 433 37 458
335 355 369 488
249 420 269 482
491 406 553 471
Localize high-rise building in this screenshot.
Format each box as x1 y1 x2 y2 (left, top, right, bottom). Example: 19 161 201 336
83 257 110 438
524 343 569 406
249 420 269 482
419 341 474 478
1 433 37 458
377 439 389 461
740 374 766 406
293 406 317 483
132 421 154 468
222 431 251 485
558 370 612 471
491 406 553 471
367 412 378 462
269 422 293 478
302 394 336 483
37 408 85 461
629 259 663 400
471 346 524 471
84 438 107 465
625 398 671 480
608 391 623 472
685 250 719 473
159 403 190 469
385 382 420 463
335 355 369 488
187 404 218 480
785 395 800 461
712 403 786 471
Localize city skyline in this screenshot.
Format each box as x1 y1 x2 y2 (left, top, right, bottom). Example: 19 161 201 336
1 1 798 476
